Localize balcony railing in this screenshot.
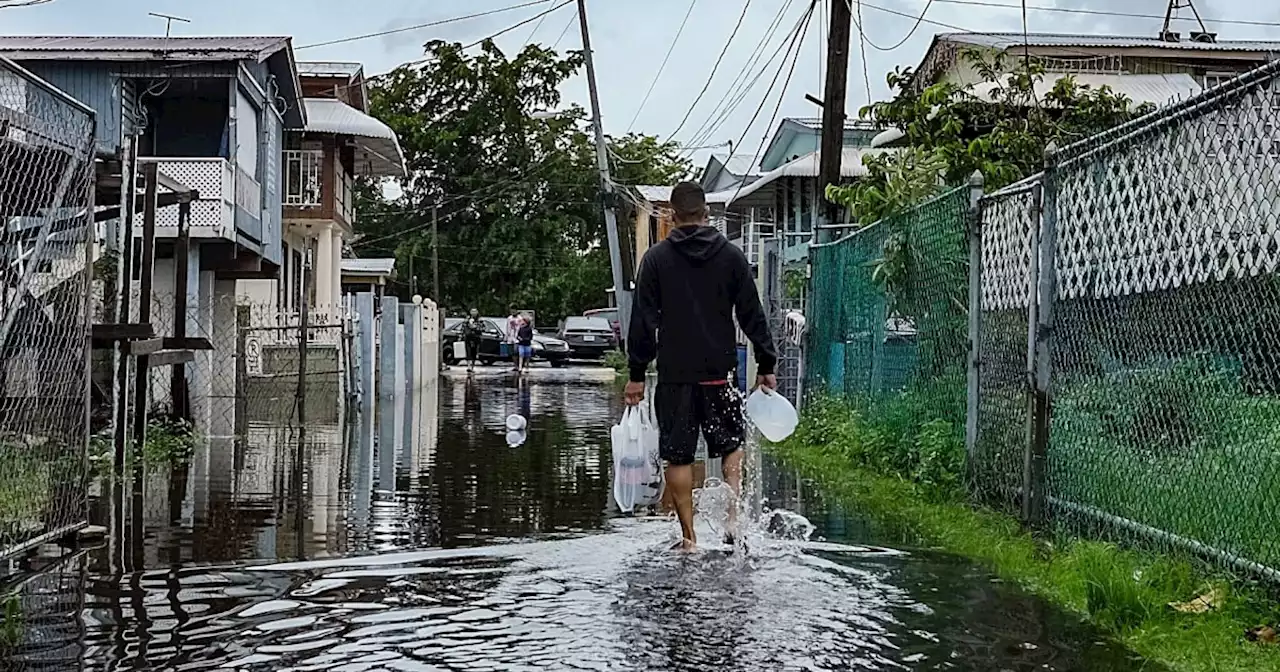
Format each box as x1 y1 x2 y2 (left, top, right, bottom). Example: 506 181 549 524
138 157 235 239
284 149 323 207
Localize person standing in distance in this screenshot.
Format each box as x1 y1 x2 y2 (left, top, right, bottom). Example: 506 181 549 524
625 181 778 551
462 308 485 373
505 306 522 370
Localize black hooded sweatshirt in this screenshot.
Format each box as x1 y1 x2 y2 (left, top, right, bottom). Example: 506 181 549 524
627 224 777 384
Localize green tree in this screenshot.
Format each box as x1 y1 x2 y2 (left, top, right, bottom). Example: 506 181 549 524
827 49 1152 224
356 40 688 323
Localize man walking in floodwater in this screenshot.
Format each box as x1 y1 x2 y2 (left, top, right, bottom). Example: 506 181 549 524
625 181 777 551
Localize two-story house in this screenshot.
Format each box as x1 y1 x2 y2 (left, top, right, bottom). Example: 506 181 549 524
0 36 306 435
243 61 404 316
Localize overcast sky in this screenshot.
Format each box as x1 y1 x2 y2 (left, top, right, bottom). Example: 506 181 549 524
7 0 1280 168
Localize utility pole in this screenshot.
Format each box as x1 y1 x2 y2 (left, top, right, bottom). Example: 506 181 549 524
577 0 632 340
431 204 440 307
816 0 852 244
432 204 444 370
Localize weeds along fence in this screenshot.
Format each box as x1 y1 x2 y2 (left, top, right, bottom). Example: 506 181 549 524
807 59 1280 581
0 59 96 559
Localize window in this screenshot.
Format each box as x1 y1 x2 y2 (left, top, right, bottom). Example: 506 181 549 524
235 89 260 180
1203 71 1236 91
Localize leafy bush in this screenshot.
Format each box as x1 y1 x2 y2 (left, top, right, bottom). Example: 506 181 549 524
602 349 627 375
785 389 966 498
86 415 198 478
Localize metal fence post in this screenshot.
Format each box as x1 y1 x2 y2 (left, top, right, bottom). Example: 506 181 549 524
1025 145 1059 525
965 171 985 472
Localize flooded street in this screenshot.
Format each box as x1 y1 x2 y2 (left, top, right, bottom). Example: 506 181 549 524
8 374 1158 671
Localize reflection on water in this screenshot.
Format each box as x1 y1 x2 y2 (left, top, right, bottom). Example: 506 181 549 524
2 375 1160 671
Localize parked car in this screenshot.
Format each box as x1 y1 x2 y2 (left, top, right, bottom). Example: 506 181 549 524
558 316 618 359
442 317 570 367
583 307 622 349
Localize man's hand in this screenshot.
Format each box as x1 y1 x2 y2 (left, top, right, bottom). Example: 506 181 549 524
624 381 646 406
756 374 778 391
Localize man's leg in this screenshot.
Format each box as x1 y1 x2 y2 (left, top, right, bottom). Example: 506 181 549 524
655 384 699 550
665 463 696 549
703 384 747 543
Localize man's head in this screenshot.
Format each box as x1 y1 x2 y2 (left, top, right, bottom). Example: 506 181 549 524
670 181 708 226
470 308 479 318
508 305 517 316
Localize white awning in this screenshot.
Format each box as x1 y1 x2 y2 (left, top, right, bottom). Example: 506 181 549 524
726 147 889 205
302 98 406 177
968 72 1202 108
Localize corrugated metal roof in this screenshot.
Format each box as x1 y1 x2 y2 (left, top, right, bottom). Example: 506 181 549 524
939 32 1280 53
969 72 1203 107
727 148 889 205
342 258 396 276
634 185 672 203
710 152 761 176
303 98 404 177
788 117 880 131
0 35 291 61
297 61 363 78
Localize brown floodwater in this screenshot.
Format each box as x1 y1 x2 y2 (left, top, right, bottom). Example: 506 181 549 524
1 373 1162 671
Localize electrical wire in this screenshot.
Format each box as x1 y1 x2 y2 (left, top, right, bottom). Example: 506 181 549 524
681 0 804 154
551 9 579 50
728 1 817 206
847 0 935 52
682 0 799 151
928 0 1280 30
463 0 575 49
295 0 555 50
522 7 550 49
626 0 700 133
854 0 873 105
353 1 574 85
665 0 755 141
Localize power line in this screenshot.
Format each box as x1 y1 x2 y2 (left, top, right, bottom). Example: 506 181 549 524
677 0 797 150
681 1 804 154
853 0 873 105
929 0 1280 30
295 0 555 50
551 9 578 50
847 0 936 52
626 0 700 133
665 0 755 141
463 0 575 49
683 0 799 152
729 1 817 206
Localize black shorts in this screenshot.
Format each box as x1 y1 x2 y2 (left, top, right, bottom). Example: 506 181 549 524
654 382 746 466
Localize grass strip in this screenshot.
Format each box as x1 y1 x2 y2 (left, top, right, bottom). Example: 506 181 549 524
771 431 1280 672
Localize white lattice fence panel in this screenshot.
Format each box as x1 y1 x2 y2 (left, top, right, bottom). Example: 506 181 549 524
979 185 1037 312
1055 79 1280 300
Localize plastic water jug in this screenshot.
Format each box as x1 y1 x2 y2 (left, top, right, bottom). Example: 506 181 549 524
745 388 798 443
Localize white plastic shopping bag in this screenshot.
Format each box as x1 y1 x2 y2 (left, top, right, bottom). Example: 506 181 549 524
611 406 664 513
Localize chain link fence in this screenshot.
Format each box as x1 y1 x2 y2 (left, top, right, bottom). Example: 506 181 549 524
805 185 970 431
1029 60 1280 574
0 59 96 558
115 289 354 440
974 180 1038 513
801 59 1280 580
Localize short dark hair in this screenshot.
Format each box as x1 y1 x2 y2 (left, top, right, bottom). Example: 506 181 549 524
670 181 708 224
